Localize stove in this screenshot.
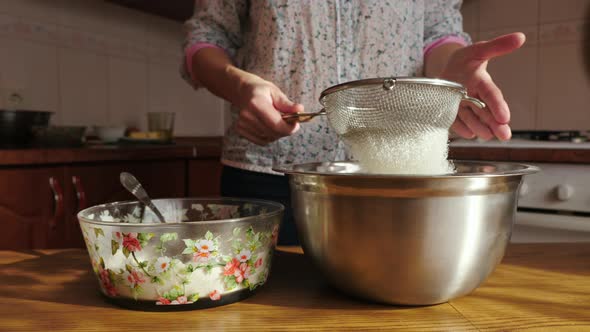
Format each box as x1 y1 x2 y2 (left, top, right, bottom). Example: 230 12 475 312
451 130 590 149
450 131 590 243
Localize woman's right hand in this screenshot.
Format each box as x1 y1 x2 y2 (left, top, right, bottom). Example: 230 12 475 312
233 73 303 146
189 48 301 146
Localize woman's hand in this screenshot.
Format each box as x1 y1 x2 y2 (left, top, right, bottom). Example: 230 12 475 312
233 73 302 146
439 33 526 141
190 47 302 146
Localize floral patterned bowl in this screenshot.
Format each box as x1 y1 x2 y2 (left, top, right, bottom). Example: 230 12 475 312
77 198 283 311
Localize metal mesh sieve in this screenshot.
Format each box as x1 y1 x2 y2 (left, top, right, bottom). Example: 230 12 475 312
318 77 485 142
281 77 486 173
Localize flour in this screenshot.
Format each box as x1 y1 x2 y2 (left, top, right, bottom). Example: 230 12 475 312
346 128 455 175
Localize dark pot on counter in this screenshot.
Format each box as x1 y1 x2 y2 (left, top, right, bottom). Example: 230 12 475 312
0 109 53 147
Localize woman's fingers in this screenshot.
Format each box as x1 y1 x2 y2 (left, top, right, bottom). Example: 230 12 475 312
466 32 526 61
472 105 512 140
239 108 281 141
250 97 299 137
457 106 494 141
475 76 510 124
235 120 272 146
450 116 475 139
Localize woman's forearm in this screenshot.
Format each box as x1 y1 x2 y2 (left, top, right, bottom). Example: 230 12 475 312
424 42 465 78
190 48 257 106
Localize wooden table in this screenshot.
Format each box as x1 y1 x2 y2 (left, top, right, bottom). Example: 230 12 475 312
0 243 588 331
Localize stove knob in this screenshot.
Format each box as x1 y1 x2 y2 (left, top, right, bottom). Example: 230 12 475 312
519 182 529 197
556 184 574 201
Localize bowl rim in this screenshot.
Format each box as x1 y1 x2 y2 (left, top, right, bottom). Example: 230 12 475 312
273 160 540 178
77 197 285 227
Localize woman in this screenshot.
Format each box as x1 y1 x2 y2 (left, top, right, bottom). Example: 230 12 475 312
181 0 524 244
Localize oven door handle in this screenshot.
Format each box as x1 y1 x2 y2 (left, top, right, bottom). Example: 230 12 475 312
516 211 590 232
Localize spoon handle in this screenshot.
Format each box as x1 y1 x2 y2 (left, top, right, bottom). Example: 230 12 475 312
120 172 166 223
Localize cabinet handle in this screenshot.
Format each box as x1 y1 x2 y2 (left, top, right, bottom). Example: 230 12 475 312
49 177 64 230
72 176 87 212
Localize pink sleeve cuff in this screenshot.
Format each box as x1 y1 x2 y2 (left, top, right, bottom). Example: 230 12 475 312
185 42 226 83
423 35 468 59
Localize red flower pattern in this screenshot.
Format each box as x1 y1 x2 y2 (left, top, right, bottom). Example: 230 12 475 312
223 258 240 276
235 263 251 284
254 257 263 268
122 233 141 252
209 290 221 301
99 268 117 296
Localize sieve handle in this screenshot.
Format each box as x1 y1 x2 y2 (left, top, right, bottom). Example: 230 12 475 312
282 109 327 123
462 94 486 109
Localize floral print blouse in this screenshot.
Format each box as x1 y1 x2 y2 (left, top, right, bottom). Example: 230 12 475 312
182 0 470 174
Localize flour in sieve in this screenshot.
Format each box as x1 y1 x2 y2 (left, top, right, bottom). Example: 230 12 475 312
345 128 455 175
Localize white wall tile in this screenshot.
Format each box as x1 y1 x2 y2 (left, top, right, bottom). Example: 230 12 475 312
58 47 109 127
148 63 224 136
108 57 148 130
102 2 149 43
539 0 590 23
537 43 590 129
461 0 480 39
486 46 538 130
58 0 106 33
0 0 63 24
0 38 59 118
479 0 539 31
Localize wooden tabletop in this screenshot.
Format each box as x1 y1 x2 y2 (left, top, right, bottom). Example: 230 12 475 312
0 243 588 331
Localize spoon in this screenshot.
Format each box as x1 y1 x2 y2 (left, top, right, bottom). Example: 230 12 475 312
120 172 166 224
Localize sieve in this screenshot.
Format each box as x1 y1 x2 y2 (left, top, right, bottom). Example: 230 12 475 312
282 77 485 139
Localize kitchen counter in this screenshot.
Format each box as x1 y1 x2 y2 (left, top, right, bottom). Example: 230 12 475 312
3 136 587 166
449 139 590 164
1 243 588 331
0 137 222 166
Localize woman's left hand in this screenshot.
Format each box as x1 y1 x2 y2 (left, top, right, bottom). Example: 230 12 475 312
440 32 526 141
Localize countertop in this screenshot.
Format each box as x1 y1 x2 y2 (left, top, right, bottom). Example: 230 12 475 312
0 137 222 166
1 243 588 331
2 136 589 166
449 144 590 164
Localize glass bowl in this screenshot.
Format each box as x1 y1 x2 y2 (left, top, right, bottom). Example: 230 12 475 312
77 198 283 311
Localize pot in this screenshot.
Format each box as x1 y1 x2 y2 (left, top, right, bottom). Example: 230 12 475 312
77 197 283 311
0 109 52 147
274 161 539 305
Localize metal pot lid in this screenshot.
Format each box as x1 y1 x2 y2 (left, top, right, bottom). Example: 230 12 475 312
273 161 539 178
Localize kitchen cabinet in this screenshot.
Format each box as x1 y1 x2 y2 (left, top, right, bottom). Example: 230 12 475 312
0 166 67 249
0 138 225 250
187 159 223 197
0 160 186 250
64 160 186 248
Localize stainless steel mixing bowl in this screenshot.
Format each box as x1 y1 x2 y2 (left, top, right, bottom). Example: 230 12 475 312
274 161 538 305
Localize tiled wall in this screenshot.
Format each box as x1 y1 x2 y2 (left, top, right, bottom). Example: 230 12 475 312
0 0 225 136
462 0 590 130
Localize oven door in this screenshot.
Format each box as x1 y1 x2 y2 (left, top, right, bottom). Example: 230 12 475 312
511 211 590 243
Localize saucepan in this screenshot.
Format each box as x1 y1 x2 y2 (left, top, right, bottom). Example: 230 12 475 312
0 109 53 147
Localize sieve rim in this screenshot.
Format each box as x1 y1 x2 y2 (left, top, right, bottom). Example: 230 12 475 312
319 77 466 105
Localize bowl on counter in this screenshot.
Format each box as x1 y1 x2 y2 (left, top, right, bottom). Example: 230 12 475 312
77 198 283 311
32 125 86 147
274 161 539 305
94 125 126 143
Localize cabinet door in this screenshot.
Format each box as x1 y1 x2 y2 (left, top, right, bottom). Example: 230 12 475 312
188 159 223 197
0 167 67 249
65 160 186 247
